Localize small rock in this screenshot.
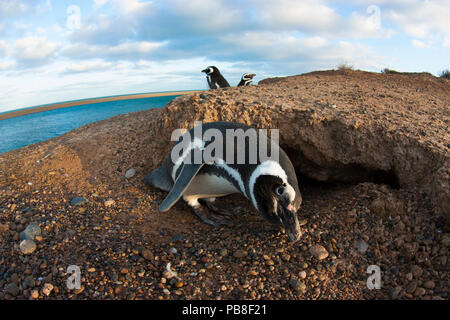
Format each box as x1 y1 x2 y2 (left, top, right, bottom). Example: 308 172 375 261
220 249 228 256
411 265 423 278
115 285 127 297
104 199 115 207
406 281 417 294
30 289 39 299
298 219 308 226
0 223 9 234
20 239 37 255
414 287 426 297
281 254 291 262
70 197 88 206
298 271 307 279
42 283 53 296
391 286 403 299
200 257 210 263
309 244 329 260
233 250 247 259
265 259 275 266
423 281 435 289
120 268 129 274
22 276 35 290
87 268 96 273
141 249 154 261
4 283 20 296
125 168 136 179
172 235 184 242
289 279 300 290
356 239 369 253
169 247 177 254
20 222 41 241
289 279 306 292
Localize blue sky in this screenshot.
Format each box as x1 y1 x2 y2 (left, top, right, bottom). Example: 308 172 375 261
0 0 449 112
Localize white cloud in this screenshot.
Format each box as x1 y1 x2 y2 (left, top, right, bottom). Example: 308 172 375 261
64 59 113 73
0 0 51 18
444 38 450 47
221 31 385 71
411 39 429 48
387 0 450 45
61 40 164 60
94 0 152 13
14 36 59 63
170 0 243 31
0 40 8 57
0 60 16 70
0 0 29 18
256 0 340 33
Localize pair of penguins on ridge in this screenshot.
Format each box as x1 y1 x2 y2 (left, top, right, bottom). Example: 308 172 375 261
202 66 255 89
143 69 302 242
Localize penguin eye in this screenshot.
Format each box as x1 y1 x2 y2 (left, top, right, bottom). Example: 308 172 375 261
275 186 285 196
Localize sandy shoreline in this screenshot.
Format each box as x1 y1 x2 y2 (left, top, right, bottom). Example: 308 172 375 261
0 90 203 121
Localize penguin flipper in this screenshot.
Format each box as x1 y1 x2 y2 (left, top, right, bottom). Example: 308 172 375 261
159 162 205 212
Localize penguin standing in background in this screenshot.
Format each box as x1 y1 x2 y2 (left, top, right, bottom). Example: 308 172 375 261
143 121 302 242
237 73 256 86
201 66 230 89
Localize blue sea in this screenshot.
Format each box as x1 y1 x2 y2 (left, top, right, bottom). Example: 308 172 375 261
0 95 178 154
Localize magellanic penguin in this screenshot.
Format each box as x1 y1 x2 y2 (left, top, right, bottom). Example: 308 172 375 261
143 121 302 242
201 66 230 89
237 73 256 86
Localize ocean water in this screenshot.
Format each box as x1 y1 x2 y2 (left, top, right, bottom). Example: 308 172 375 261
0 95 178 154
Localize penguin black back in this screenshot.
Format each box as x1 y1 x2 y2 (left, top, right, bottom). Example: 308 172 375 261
201 66 230 89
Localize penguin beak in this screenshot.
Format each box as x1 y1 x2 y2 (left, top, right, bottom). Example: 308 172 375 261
201 68 208 73
249 74 256 78
277 202 301 242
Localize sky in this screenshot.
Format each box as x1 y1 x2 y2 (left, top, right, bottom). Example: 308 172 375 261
0 0 449 112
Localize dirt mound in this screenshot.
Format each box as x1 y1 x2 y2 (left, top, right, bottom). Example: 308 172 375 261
0 70 448 300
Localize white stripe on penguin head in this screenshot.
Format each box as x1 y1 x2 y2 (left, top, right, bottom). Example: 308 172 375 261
248 160 295 211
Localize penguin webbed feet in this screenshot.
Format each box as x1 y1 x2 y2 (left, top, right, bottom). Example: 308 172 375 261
202 200 241 217
191 203 230 227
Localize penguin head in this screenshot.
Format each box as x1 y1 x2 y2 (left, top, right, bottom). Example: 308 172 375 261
253 175 302 242
242 73 256 81
201 66 218 75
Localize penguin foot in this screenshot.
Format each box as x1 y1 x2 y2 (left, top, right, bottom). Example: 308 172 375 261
192 205 230 227
203 201 241 217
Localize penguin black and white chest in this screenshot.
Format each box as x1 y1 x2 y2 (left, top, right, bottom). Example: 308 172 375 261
237 73 256 86
201 66 230 89
144 121 302 242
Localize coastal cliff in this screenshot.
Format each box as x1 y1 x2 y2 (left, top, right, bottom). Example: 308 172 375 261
0 70 448 300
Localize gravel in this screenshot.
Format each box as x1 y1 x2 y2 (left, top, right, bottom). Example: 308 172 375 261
0 71 448 300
